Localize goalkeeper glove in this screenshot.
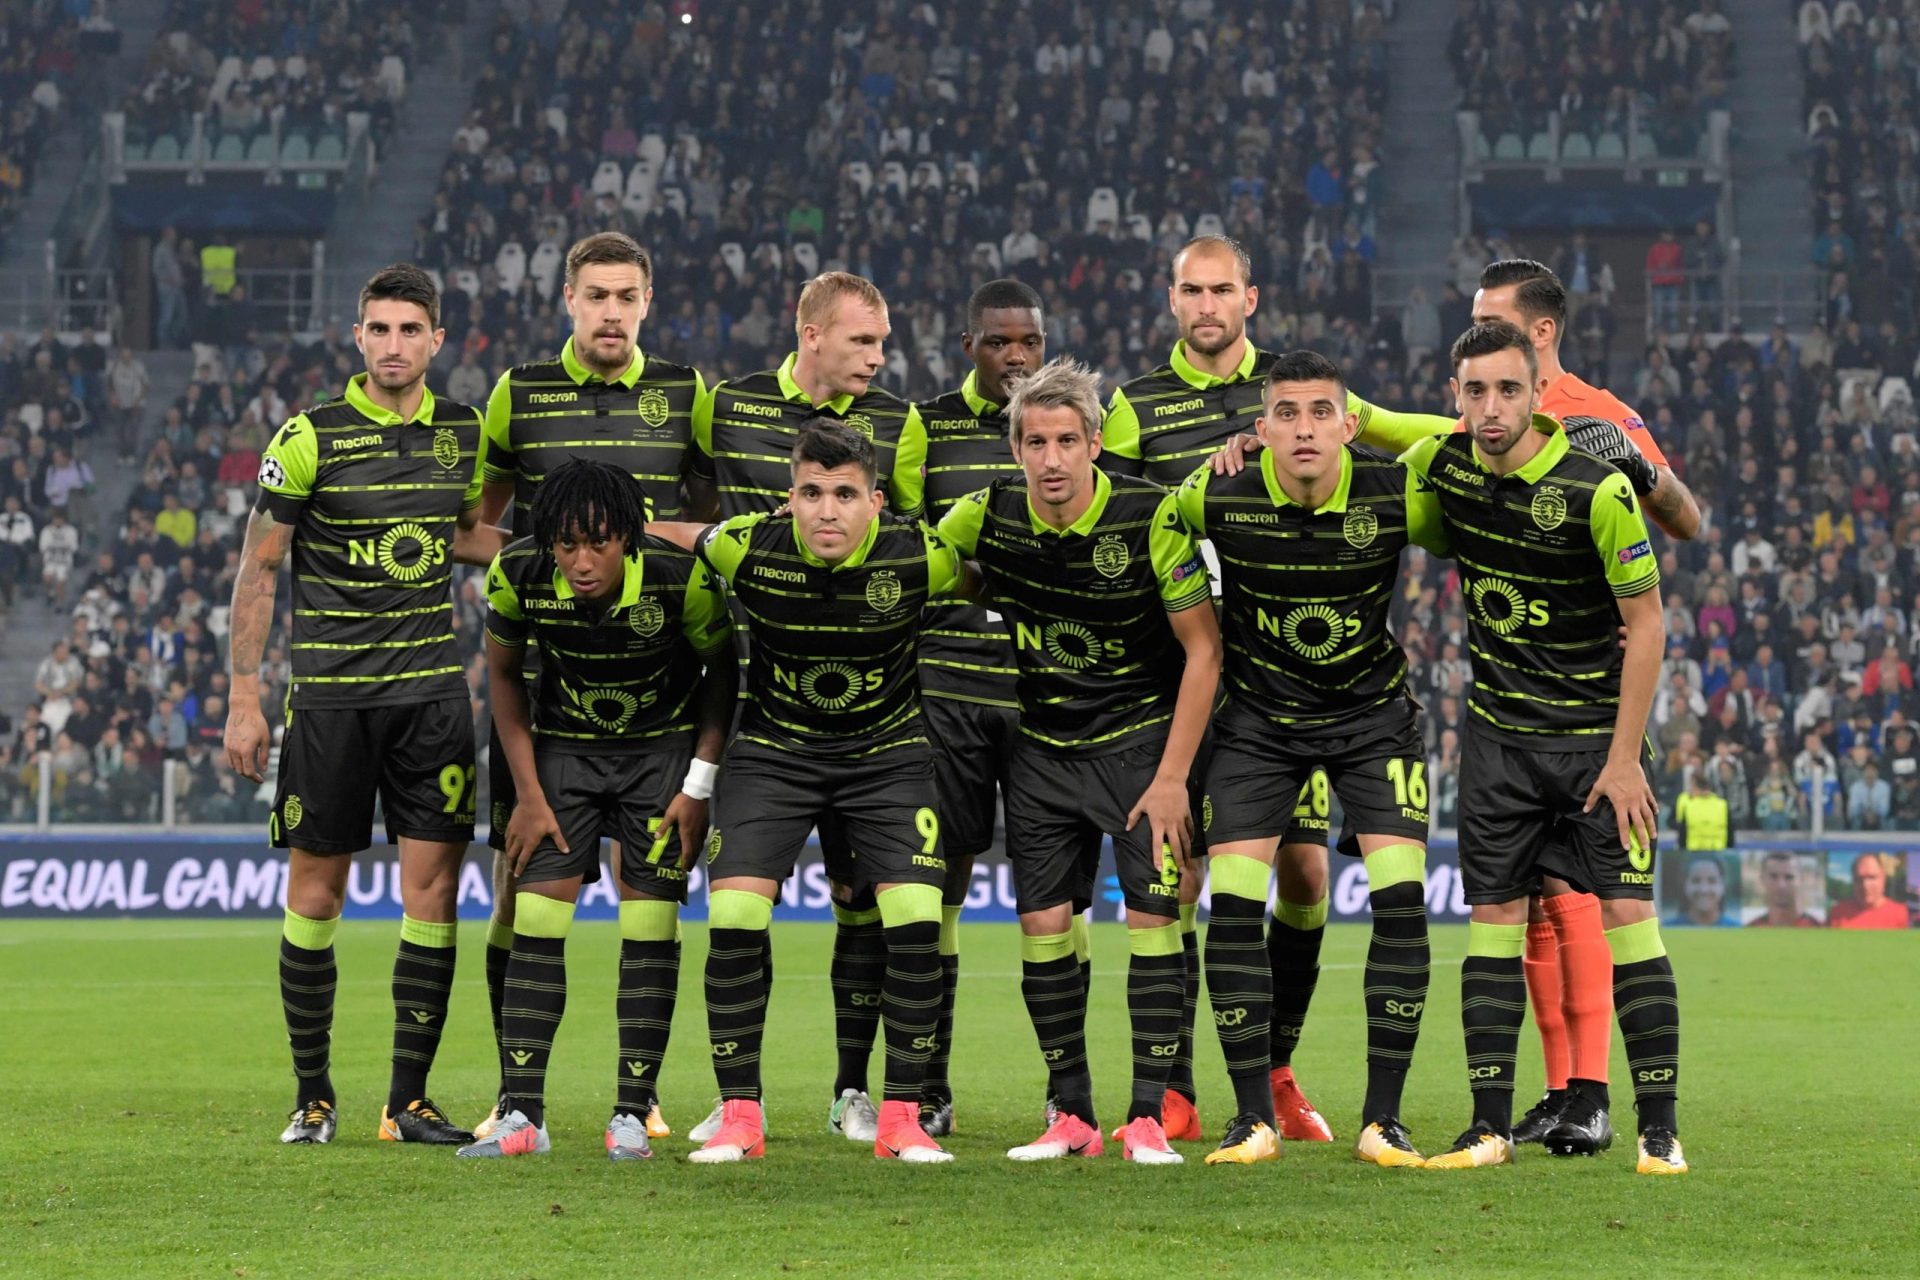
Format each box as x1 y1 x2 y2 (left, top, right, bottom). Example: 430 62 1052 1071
1562 415 1659 496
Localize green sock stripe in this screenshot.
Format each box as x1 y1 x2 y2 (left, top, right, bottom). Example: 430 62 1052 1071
1129 922 1185 956
513 892 577 939
400 915 456 949
1605 916 1667 966
1275 895 1328 930
1362 843 1427 890
1069 914 1091 963
619 898 679 942
939 904 961 956
1022 930 1075 963
709 888 774 931
486 917 515 951
832 902 885 927
1178 902 1199 934
283 908 339 951
1467 920 1527 959
876 882 942 927
1209 853 1271 901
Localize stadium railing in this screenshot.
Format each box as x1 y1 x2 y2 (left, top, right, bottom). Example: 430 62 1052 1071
0 264 119 334
1641 266 1825 338
102 110 373 185
1459 106 1730 180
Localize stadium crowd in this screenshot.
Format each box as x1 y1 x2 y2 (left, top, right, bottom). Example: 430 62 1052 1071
1453 0 1734 155
0 0 90 250
3 0 1918 844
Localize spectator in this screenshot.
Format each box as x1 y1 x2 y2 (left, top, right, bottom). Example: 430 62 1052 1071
38 508 78 609
1645 229 1685 332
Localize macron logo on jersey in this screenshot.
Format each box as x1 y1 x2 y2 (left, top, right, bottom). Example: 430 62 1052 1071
1618 540 1653 565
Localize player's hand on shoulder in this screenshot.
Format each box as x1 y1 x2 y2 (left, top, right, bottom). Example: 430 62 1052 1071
1210 433 1261 477
1563 415 1657 495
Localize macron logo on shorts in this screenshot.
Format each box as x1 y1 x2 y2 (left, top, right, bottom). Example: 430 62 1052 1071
1618 540 1652 565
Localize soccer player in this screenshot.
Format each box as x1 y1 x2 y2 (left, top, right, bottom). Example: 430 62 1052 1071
687 271 930 1146
1412 321 1686 1175
1102 234 1334 1142
938 358 1222 1166
665 421 968 1165
223 264 504 1145
470 232 710 1143
1176 351 1443 1168
910 278 1046 1137
1340 260 1701 1150
454 460 733 1160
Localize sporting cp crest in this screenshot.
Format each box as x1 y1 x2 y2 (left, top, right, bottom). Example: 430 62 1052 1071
629 596 665 637
637 388 670 428
432 428 460 470
843 412 875 439
866 570 903 612
1092 534 1131 578
1530 485 1568 532
284 794 304 829
1343 505 1378 549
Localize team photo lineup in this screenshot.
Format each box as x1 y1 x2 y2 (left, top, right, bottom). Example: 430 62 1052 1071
223 231 1692 1175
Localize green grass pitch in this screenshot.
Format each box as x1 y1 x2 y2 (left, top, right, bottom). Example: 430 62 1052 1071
6 920 1916 1277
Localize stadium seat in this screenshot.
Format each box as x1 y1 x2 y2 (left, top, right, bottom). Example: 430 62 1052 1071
543 106 567 140
246 133 277 164
528 242 562 298
18 403 42 434
845 160 872 195
378 55 406 101
881 160 908 196
912 161 943 190
620 187 651 218
280 131 310 162
1473 131 1491 160
1594 132 1626 158
1632 132 1658 159
639 132 666 168
424 267 443 294
283 54 307 81
1527 132 1555 160
753 242 784 273
1085 186 1120 231
123 139 147 163
1560 131 1593 160
679 134 703 165
312 132 344 161
729 175 754 200
885 348 909 385
1194 212 1226 238
249 55 277 85
626 160 657 203
791 241 819 276
951 160 979 194
882 124 911 156
720 242 747 281
1493 133 1525 159
1126 212 1153 241
452 268 481 297
661 187 688 218
592 160 624 198
924 351 951 387
495 242 527 293
211 55 243 103
974 241 1002 272
213 133 245 162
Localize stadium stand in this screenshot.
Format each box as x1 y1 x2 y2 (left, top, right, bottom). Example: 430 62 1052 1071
0 0 84 251
5 0 1918 841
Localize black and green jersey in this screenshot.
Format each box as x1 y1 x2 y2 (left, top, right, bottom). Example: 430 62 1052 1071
915 372 1020 709
1174 446 1448 733
481 343 706 531
1403 418 1661 748
484 535 732 752
937 469 1212 755
690 353 927 519
1103 340 1276 485
696 511 962 757
255 374 485 709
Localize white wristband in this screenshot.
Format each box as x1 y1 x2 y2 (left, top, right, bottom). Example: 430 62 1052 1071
681 757 718 800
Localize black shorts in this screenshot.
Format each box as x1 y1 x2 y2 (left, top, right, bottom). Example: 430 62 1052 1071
1003 736 1193 919
707 741 946 894
486 719 515 852
924 694 1019 859
516 744 693 901
1457 731 1658 904
272 696 476 855
1204 699 1429 854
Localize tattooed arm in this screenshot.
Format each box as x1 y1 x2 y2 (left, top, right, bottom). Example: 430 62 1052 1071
223 506 294 782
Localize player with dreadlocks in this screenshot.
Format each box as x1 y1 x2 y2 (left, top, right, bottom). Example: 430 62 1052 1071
458 459 735 1160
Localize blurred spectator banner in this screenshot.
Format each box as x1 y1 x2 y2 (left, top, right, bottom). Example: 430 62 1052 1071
4 834 1914 927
